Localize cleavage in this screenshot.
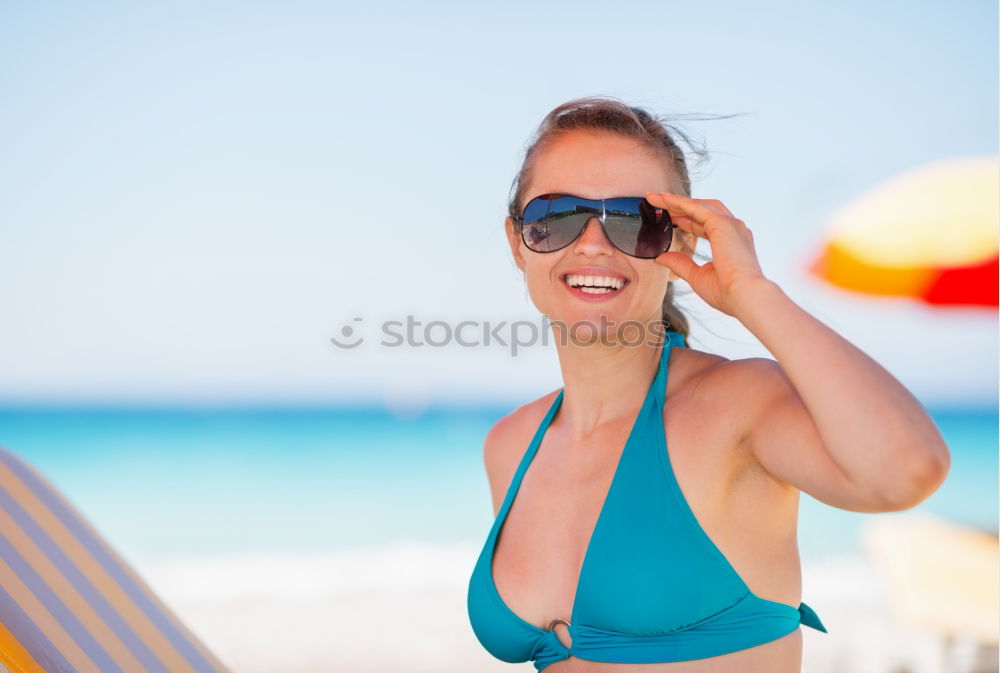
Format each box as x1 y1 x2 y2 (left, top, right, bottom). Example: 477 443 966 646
493 422 633 630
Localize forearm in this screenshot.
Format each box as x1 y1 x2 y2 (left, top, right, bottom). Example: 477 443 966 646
731 278 951 503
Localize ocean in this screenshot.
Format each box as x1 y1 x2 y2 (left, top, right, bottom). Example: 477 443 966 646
0 403 994 563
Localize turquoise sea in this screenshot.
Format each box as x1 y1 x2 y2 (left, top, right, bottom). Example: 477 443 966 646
0 404 995 563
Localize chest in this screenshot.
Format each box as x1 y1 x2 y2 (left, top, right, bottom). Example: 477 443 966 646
491 395 749 632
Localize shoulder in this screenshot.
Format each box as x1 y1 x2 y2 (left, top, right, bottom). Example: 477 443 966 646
672 345 788 411
482 389 561 517
664 343 731 402
667 348 796 474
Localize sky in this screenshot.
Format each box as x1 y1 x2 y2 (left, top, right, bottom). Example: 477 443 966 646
0 0 997 409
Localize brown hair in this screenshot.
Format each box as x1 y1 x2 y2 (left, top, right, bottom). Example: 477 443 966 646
507 95 733 343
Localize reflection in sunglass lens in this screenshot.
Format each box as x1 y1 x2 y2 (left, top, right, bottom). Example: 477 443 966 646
519 195 672 258
603 198 673 258
521 196 597 252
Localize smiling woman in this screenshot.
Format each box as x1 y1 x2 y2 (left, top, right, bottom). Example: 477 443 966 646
465 96 949 673
504 99 712 344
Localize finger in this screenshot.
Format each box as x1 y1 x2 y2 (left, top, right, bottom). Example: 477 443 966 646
653 250 699 283
646 192 733 232
646 194 710 239
668 196 735 219
700 198 735 219
666 212 709 240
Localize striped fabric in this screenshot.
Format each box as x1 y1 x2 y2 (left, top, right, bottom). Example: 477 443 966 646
0 447 232 673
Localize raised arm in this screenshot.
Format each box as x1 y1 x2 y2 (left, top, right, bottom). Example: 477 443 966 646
647 190 950 513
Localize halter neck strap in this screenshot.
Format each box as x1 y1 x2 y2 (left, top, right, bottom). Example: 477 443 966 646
654 330 686 408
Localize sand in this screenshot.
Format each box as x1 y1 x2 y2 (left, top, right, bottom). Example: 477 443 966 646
136 541 998 673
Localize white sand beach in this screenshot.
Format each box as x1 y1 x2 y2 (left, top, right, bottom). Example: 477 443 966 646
136 538 998 673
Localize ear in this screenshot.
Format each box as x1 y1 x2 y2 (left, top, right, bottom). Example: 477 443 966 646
505 216 526 272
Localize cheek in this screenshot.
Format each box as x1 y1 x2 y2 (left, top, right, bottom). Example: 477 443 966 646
521 249 558 279
520 258 558 300
636 269 671 307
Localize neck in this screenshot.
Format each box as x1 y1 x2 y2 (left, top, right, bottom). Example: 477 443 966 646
550 338 665 441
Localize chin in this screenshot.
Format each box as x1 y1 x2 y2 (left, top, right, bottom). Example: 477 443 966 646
544 305 645 346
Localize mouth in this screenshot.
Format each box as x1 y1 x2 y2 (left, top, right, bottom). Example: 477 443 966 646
561 272 630 296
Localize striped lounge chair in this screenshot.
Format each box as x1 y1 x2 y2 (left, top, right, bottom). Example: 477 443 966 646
0 446 231 673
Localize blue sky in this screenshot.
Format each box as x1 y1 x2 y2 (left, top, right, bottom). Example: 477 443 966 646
1 1 996 407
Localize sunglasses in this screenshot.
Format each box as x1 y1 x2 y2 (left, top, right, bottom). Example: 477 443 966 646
512 193 674 259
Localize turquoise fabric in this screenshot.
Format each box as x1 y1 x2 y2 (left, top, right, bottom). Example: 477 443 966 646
467 331 827 671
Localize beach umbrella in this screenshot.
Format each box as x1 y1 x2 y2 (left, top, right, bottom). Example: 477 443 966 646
808 156 998 307
862 513 998 644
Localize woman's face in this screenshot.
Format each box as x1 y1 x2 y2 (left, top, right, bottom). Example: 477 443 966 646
505 129 686 344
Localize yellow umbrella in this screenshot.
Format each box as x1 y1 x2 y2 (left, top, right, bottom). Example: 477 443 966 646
809 156 999 307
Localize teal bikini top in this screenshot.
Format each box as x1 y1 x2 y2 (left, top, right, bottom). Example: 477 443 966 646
467 331 827 671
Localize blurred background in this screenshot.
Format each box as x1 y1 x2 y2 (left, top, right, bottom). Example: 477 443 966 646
0 2 996 672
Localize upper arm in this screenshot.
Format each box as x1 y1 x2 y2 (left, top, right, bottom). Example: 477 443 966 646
482 411 524 517
737 357 895 513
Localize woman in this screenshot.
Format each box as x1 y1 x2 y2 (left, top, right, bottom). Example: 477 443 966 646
466 96 950 672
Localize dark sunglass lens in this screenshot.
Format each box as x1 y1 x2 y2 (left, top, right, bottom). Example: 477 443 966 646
520 195 595 252
603 198 673 258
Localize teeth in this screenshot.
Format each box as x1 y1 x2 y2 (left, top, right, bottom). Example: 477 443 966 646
564 273 625 290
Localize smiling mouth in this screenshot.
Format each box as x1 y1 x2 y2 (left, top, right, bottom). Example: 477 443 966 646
561 273 629 295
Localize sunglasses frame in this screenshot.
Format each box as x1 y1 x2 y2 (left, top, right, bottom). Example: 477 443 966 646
512 193 674 259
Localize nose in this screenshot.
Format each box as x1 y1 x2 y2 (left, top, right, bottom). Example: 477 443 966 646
573 216 614 254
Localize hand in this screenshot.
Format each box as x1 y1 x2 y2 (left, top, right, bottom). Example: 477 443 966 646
646 192 770 317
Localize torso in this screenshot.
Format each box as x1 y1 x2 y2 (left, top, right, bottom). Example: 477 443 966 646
487 346 805 672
